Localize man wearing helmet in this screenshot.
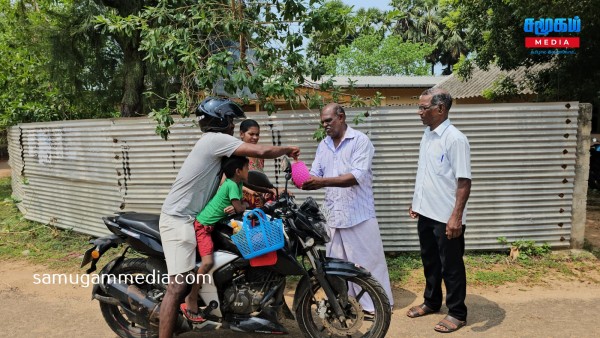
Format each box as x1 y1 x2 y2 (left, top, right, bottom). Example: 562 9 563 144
158 97 300 337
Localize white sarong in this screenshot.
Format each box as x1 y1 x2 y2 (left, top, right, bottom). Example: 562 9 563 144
326 218 394 312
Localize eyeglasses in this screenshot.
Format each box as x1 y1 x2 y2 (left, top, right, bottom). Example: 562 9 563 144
418 104 438 111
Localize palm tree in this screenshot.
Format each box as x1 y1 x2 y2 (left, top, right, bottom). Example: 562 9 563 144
391 0 468 75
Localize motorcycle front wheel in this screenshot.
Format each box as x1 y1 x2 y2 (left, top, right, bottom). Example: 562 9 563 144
295 275 391 338
99 258 160 338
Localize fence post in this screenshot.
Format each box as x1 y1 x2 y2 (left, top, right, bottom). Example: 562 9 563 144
571 103 592 248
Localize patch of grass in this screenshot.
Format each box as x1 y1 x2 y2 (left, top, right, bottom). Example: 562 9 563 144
497 237 552 258
468 268 527 286
397 249 600 288
584 239 600 259
464 252 507 266
0 177 94 271
386 253 422 283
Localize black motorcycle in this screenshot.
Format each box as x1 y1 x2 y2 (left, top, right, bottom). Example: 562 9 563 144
80 157 391 337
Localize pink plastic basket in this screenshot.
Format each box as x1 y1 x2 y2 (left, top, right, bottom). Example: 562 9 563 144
291 161 311 189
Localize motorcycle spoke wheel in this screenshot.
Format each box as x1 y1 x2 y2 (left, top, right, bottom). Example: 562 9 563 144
296 275 391 338
98 258 159 338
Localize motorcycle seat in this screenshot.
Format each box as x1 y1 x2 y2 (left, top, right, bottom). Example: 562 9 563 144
117 213 161 239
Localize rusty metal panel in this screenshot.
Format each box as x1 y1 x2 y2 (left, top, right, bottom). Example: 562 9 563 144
7 102 580 250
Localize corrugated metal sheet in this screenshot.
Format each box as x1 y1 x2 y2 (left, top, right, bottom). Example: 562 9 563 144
8 117 202 237
248 102 578 251
8 102 580 250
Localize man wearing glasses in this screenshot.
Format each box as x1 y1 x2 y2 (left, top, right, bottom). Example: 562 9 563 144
407 88 471 333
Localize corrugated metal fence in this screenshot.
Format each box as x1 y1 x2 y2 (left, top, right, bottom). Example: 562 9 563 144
7 102 587 251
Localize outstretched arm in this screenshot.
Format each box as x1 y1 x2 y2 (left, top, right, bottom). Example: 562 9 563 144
234 143 300 160
302 134 373 190
301 173 358 190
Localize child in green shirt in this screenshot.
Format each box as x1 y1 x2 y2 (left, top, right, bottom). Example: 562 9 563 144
181 155 249 322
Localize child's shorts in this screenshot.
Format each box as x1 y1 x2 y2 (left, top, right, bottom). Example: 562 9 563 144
193 220 214 257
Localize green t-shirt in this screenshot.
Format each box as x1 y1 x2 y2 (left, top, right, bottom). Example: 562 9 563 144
196 179 243 226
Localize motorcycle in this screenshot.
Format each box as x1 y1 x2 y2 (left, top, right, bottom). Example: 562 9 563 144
80 156 391 337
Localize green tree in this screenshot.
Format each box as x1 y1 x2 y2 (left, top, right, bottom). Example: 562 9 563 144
306 0 388 59
0 0 119 128
390 0 468 74
93 0 156 117
98 0 338 139
322 33 434 76
49 1 124 116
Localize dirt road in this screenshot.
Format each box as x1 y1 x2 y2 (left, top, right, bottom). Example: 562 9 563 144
1 259 599 338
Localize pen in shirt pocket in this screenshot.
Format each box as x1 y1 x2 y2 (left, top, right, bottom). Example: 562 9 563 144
440 154 444 162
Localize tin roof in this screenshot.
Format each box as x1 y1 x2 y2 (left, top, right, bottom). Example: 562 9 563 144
436 63 551 99
315 75 447 88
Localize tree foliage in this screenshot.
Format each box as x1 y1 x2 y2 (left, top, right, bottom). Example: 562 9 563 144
97 0 339 138
390 0 469 74
93 0 153 117
306 0 388 59
322 33 434 76
2 0 452 138
0 0 120 129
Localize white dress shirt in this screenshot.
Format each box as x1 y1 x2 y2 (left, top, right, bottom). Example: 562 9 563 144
310 126 376 228
412 119 471 224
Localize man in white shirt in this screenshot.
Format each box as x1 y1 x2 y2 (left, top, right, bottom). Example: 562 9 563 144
302 103 393 313
408 88 471 333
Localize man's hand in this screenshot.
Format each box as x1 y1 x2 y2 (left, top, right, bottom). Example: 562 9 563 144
301 176 325 190
445 216 463 240
287 147 300 160
408 206 419 219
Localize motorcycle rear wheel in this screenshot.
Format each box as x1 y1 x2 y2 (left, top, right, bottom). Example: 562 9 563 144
99 258 159 338
296 275 391 338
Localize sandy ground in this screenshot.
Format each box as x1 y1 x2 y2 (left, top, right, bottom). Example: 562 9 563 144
2 159 600 337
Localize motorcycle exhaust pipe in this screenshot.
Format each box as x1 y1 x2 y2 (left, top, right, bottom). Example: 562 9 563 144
99 282 160 324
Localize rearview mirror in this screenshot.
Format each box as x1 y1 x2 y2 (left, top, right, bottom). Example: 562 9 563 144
280 156 292 174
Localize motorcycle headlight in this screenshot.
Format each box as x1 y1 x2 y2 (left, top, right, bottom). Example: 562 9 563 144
295 198 330 244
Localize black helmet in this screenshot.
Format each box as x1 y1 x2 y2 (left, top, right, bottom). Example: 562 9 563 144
197 97 246 133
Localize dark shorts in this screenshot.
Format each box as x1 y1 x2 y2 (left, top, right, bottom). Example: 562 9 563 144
193 220 214 257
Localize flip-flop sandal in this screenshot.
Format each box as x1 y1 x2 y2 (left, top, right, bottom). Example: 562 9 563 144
406 303 438 318
434 315 466 333
180 303 206 323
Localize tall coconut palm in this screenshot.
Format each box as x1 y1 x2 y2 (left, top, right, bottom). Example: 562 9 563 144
390 0 468 74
